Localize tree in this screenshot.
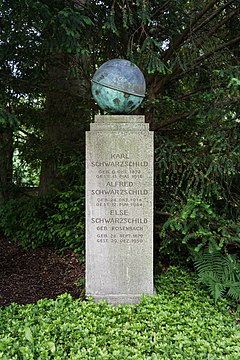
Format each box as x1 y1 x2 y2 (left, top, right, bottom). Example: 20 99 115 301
0 0 94 195
92 0 240 282
0 0 239 210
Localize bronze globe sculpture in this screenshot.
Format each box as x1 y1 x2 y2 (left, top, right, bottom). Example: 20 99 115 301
91 59 146 114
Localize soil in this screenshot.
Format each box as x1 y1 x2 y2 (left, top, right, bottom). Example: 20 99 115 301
0 232 85 308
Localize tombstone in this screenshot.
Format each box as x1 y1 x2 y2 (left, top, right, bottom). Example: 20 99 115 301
86 60 154 304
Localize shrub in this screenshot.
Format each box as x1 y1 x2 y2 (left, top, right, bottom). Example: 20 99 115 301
160 195 240 254
159 195 240 302
0 186 85 255
0 267 239 359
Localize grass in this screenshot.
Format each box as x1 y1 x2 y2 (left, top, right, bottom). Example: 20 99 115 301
0 267 239 359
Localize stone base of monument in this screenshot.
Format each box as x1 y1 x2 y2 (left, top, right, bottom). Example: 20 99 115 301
92 295 144 305
86 115 154 305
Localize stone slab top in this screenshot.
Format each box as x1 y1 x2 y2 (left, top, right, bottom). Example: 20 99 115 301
90 123 149 131
94 115 145 123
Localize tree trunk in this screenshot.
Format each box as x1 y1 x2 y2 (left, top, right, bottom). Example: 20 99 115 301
39 53 91 195
0 128 13 203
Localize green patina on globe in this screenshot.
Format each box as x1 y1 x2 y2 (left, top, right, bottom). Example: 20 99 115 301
91 59 146 114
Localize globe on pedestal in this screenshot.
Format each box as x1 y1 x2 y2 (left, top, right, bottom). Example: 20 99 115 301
91 59 146 114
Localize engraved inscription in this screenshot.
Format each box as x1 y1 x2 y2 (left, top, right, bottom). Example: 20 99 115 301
89 152 151 245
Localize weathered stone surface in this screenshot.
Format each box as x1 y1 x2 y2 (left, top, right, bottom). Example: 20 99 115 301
86 115 154 304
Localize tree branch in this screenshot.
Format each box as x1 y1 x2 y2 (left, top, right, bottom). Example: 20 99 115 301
161 0 220 62
171 35 240 82
152 112 190 130
152 0 172 18
175 86 212 100
147 0 224 97
191 0 236 35
175 82 227 100
207 8 239 37
193 35 240 66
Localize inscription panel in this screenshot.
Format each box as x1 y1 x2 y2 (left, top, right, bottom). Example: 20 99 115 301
86 116 154 304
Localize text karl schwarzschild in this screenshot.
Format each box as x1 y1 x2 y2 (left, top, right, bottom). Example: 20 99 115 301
91 161 149 167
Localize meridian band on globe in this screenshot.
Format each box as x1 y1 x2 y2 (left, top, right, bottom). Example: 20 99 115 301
91 79 145 98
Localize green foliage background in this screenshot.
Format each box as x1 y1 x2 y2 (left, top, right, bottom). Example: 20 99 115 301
0 186 85 255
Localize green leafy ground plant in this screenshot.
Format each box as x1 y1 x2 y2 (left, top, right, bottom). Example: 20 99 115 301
193 250 240 303
0 267 239 359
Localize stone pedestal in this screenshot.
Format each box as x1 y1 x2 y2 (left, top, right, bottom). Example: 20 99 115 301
86 115 154 305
